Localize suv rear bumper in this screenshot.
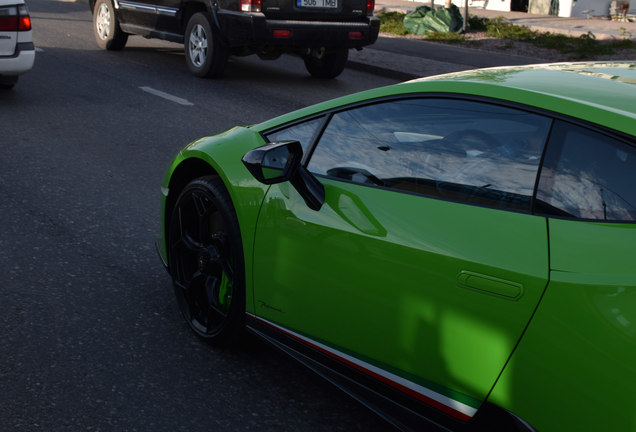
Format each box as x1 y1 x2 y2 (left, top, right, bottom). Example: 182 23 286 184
0 42 35 75
219 12 380 50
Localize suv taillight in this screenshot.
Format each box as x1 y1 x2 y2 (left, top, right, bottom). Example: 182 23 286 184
0 4 31 31
240 0 261 12
366 0 375 16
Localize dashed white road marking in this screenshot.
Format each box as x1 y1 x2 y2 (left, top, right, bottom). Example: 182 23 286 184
139 86 193 106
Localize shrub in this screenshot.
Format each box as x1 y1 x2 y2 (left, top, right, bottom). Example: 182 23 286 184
377 11 410 35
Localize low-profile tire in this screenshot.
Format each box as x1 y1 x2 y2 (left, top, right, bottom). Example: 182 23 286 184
93 0 128 50
304 48 348 79
0 75 18 89
184 12 228 78
168 177 245 346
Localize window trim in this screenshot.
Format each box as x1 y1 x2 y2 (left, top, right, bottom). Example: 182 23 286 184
262 114 330 166
260 93 636 220
533 119 636 224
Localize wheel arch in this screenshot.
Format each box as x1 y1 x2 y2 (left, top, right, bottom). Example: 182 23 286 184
164 157 220 251
161 153 263 316
90 0 116 14
161 126 271 315
179 1 210 34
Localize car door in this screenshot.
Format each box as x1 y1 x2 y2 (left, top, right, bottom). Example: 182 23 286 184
116 0 180 34
251 96 552 420
491 120 636 431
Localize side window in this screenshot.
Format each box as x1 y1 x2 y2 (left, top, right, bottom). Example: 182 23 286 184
307 98 551 211
536 121 636 222
264 117 324 154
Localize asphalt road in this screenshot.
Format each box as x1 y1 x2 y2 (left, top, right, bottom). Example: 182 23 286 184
0 1 526 430
1 1 403 431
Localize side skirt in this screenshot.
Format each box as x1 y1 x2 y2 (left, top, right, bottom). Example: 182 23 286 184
246 313 537 432
119 23 184 44
248 314 473 432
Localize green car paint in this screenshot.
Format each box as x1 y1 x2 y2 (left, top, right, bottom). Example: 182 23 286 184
489 220 636 432
252 62 636 138
159 62 636 431
252 178 549 418
158 126 271 312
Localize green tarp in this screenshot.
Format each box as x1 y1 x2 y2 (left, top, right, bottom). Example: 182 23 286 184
403 5 464 35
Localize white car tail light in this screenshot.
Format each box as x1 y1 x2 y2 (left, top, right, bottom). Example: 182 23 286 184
0 4 31 31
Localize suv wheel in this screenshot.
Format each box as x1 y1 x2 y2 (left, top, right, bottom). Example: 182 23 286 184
93 0 128 50
185 13 228 78
304 48 348 79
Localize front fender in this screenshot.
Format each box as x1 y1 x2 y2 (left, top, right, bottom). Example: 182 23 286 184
158 126 271 314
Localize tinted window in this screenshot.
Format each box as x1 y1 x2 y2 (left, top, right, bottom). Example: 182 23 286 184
536 121 636 222
265 117 324 154
308 98 551 211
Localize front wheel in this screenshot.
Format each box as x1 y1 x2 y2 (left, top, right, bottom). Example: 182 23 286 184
184 13 228 78
93 0 128 50
304 48 348 79
168 177 245 345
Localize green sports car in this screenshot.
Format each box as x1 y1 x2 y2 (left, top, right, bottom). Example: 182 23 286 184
157 62 636 432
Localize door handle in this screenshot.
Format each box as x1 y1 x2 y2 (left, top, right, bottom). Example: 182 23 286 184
457 271 524 300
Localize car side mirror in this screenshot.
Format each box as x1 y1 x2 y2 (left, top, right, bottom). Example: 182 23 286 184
241 140 303 185
242 141 325 211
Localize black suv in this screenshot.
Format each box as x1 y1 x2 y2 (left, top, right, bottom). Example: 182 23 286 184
90 0 380 78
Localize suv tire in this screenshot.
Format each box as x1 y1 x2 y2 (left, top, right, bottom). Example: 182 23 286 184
304 48 348 79
184 12 228 79
93 0 128 50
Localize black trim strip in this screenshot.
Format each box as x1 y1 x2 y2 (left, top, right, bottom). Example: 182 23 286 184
17 42 34 51
259 92 635 222
119 23 184 43
266 19 371 27
118 0 178 16
246 314 459 432
246 314 536 432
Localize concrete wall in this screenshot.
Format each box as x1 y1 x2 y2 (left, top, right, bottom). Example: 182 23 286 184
413 0 635 16
570 0 611 17
422 0 513 10
483 0 513 11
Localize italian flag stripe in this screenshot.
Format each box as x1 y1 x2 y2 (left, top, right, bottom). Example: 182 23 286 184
249 314 478 421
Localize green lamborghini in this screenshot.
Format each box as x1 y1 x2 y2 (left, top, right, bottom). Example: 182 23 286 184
157 62 636 432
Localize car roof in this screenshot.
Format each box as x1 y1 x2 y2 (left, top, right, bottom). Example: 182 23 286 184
403 62 636 135
259 62 636 138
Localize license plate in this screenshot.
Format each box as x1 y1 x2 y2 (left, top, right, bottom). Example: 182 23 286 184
297 0 337 8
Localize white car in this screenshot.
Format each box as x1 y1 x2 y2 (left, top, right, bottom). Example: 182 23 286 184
0 0 34 89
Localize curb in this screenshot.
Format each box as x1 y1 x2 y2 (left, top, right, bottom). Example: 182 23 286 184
346 59 418 80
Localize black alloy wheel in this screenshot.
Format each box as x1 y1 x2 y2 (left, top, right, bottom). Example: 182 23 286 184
168 177 245 345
